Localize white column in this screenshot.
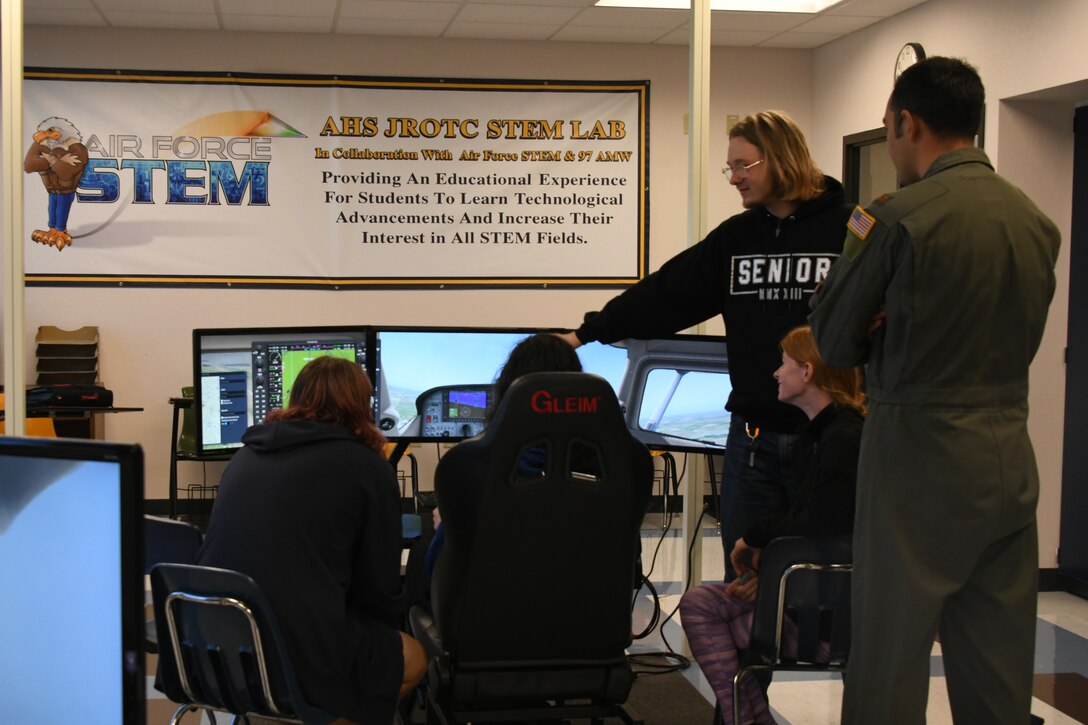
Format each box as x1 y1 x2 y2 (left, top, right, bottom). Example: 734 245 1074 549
2 0 27 436
682 0 712 599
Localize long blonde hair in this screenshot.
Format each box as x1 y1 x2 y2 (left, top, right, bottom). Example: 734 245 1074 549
780 325 867 416
729 110 825 203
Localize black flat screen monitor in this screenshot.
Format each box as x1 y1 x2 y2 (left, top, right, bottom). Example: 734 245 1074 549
372 326 729 452
0 436 144 724
193 326 369 455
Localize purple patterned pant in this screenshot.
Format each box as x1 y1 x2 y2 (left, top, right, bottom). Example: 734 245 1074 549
679 583 776 725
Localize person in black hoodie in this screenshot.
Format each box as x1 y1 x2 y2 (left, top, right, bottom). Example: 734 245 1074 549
558 111 851 575
196 355 426 724
678 325 865 724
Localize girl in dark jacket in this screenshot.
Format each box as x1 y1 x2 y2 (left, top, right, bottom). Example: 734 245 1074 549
198 355 426 724
679 325 865 724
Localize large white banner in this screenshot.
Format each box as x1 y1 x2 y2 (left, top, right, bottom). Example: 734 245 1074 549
22 69 649 288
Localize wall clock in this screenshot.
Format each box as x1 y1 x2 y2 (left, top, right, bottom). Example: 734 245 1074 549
895 42 926 81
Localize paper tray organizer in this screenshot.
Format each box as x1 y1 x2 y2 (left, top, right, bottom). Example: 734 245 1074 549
35 326 100 386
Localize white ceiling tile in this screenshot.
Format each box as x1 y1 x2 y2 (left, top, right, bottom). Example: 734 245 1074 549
825 0 927 16
551 24 670 43
758 31 840 48
711 11 811 31
457 4 581 24
339 0 460 22
655 26 773 46
104 11 221 30
571 6 688 28
710 28 779 46
21 0 926 46
793 13 880 33
95 0 215 11
25 8 106 25
220 14 335 32
218 0 337 18
465 0 594 6
445 20 558 40
335 17 449 35
25 0 102 10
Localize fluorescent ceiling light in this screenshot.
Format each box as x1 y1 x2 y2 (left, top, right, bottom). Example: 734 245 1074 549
595 0 842 12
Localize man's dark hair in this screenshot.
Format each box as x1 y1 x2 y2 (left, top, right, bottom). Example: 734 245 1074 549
891 56 984 140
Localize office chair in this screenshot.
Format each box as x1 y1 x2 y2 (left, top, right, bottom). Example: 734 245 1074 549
150 562 337 725
144 515 204 653
723 535 852 725
410 372 652 724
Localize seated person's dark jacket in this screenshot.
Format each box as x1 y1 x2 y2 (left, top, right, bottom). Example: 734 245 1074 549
196 419 405 723
742 403 863 548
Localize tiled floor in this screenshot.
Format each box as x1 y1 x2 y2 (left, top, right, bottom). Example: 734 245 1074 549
631 516 1088 724
145 513 1088 724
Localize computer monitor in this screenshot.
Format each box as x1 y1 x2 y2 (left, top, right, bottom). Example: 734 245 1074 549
372 327 546 442
372 326 729 452
0 437 144 725
193 326 369 455
610 335 730 453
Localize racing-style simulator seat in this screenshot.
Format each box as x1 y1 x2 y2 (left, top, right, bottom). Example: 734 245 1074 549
410 371 652 724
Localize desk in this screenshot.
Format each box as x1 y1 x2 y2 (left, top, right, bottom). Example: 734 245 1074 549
0 405 143 438
1 406 144 419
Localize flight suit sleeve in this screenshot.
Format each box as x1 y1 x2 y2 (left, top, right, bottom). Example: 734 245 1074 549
807 208 902 367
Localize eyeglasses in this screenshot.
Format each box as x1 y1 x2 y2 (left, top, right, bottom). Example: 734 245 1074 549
722 158 764 178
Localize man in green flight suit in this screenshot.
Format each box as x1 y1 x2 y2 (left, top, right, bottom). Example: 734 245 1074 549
809 57 1061 724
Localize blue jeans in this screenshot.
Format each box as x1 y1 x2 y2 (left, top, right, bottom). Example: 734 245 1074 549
719 415 802 580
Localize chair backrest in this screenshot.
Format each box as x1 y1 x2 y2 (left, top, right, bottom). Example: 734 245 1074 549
150 563 334 724
144 515 203 574
431 372 652 664
746 535 853 668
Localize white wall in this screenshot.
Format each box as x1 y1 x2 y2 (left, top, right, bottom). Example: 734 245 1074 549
16 27 812 500
811 0 1088 568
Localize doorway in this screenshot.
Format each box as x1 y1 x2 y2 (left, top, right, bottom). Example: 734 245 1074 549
841 128 895 206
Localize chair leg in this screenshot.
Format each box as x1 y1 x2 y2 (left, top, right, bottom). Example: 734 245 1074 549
170 704 211 725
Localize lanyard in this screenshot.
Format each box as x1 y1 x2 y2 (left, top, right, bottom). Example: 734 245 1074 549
745 423 760 467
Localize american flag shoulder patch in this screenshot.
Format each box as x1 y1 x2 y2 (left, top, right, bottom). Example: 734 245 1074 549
847 205 876 240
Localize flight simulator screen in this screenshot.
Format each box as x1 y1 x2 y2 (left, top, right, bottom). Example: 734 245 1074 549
193 327 368 454
370 327 728 451
373 328 540 441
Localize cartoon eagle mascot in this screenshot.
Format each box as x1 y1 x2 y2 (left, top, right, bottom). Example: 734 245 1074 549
24 117 88 251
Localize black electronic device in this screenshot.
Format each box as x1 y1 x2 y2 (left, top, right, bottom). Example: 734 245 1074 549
192 326 369 455
0 436 145 724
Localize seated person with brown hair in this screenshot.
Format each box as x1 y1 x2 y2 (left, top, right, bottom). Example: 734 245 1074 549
197 355 426 724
